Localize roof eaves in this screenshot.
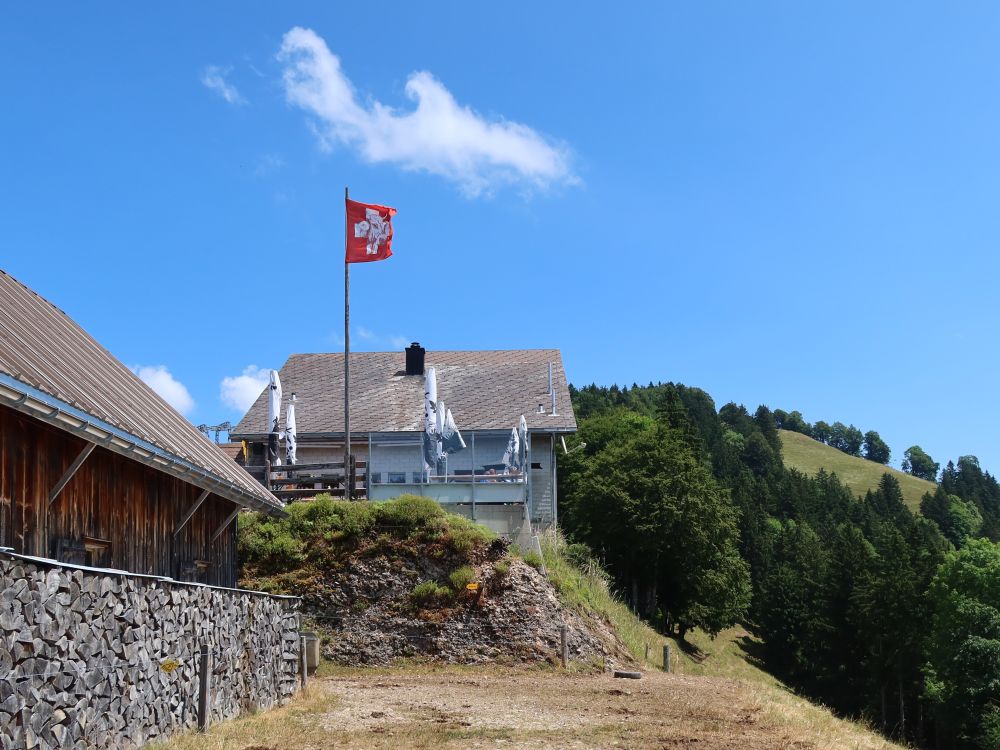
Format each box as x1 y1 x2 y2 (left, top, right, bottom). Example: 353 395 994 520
0 372 284 515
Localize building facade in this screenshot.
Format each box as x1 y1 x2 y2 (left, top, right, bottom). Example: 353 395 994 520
231 344 577 537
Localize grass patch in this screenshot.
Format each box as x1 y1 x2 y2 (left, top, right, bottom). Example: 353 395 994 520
150 686 338 749
538 530 903 748
410 580 453 608
522 551 544 571
779 429 935 510
240 494 496 580
447 565 475 592
538 530 665 664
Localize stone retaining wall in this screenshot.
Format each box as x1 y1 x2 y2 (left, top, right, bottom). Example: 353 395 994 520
0 549 300 749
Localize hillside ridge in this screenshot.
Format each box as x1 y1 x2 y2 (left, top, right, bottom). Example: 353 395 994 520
779 429 936 510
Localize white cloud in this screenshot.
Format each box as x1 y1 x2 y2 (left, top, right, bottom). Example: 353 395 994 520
277 27 576 196
351 327 408 349
220 365 270 412
201 65 245 105
133 365 195 416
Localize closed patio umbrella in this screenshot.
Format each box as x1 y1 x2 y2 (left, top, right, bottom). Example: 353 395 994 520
517 414 528 472
267 369 282 467
502 420 520 474
502 415 529 476
285 393 298 465
422 366 440 473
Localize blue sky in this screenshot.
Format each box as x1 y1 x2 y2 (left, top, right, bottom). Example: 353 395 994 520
2 3 999 474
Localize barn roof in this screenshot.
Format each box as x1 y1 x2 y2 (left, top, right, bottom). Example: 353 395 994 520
0 269 282 514
231 349 577 439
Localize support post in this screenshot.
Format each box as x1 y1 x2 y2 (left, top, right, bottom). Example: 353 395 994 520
300 635 309 693
48 442 96 507
551 434 558 528
197 643 210 731
470 431 476 520
367 432 373 496
344 186 352 499
645 643 650 662
663 644 671 673
173 489 210 537
560 623 568 669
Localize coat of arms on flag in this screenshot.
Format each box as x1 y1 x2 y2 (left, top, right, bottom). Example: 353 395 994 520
346 198 397 263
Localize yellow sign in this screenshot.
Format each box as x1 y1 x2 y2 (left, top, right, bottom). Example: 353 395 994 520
466 582 480 591
159 658 182 673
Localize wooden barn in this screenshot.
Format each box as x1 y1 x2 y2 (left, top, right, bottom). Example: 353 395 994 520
0 269 284 587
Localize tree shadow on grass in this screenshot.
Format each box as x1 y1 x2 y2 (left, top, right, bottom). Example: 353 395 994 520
734 633 769 672
676 638 709 663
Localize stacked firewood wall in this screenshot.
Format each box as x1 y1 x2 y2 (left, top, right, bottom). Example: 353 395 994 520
0 550 300 749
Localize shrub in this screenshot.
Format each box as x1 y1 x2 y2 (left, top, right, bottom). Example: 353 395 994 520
446 515 495 554
238 512 306 574
375 495 445 533
523 551 544 571
448 565 476 592
410 580 452 608
564 542 595 569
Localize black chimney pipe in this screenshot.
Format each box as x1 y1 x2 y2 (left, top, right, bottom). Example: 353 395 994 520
405 342 425 375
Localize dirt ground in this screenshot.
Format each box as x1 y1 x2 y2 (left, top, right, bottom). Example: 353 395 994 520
204 667 834 750
161 662 903 750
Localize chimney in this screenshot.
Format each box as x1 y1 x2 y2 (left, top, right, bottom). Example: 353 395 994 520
405 342 425 376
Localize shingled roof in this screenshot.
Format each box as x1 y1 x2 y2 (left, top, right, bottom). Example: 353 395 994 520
0 269 282 514
231 349 577 438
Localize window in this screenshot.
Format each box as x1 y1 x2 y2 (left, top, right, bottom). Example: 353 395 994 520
178 559 211 583
412 471 427 483
83 537 111 568
55 536 111 567
369 472 382 484
54 538 86 565
388 472 406 484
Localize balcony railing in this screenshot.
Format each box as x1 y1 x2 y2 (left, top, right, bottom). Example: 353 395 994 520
368 474 526 504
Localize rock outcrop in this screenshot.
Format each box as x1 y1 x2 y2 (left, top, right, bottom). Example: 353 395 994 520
293 541 633 668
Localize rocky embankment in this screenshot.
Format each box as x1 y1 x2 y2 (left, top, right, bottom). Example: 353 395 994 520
293 540 632 668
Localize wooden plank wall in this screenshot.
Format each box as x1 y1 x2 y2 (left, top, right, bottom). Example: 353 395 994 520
0 404 239 587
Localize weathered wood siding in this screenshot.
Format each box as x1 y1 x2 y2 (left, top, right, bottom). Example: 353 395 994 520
0 404 238 586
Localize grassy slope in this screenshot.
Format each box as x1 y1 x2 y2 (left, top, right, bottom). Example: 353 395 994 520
154 501 900 750
539 532 903 750
779 428 935 511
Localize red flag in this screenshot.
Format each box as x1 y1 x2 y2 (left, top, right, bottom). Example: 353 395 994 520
345 198 397 263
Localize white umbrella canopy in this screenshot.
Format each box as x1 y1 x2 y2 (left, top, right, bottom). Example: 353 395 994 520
285 393 298 466
267 369 282 467
439 401 466 455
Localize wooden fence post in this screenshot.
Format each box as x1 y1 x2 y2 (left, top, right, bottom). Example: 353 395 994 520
197 644 210 731
644 643 650 662
662 644 671 673
560 624 568 669
300 635 309 692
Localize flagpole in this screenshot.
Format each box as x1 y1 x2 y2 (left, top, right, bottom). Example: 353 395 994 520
344 186 351 499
